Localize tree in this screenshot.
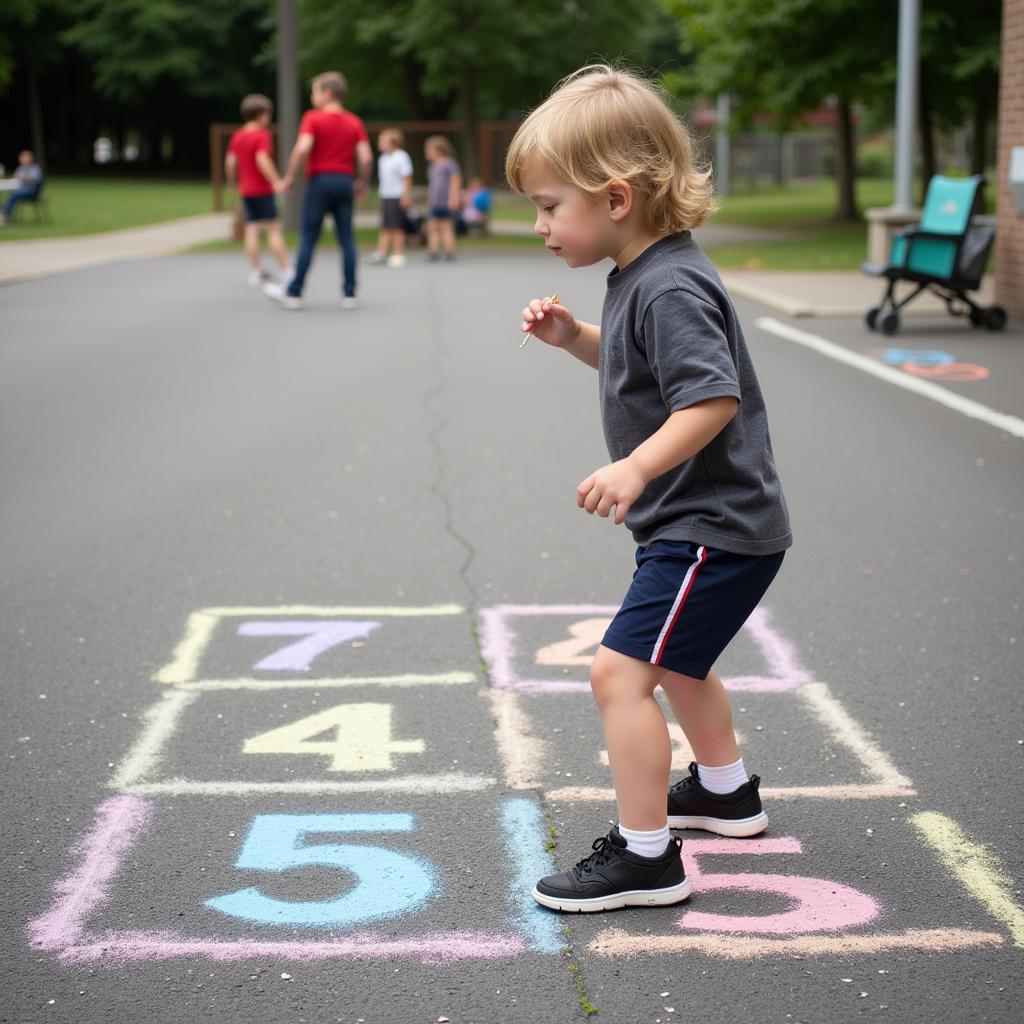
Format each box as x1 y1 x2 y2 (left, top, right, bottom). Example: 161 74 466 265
664 0 897 222
297 0 659 175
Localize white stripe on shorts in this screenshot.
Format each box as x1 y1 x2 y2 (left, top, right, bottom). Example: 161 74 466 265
650 545 707 665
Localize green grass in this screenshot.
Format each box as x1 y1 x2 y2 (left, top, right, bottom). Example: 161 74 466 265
0 176 211 241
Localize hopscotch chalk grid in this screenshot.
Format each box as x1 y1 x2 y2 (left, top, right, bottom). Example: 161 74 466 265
29 604 560 965
29 603 1023 967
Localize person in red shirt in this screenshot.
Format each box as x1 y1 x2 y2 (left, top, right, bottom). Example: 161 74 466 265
265 72 373 311
225 94 291 288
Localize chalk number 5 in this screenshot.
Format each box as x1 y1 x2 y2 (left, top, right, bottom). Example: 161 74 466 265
206 813 433 926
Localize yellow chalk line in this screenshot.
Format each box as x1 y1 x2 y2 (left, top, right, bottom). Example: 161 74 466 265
588 926 1003 959
912 811 1024 948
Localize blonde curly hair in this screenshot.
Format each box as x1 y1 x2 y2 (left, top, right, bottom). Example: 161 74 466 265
506 64 715 234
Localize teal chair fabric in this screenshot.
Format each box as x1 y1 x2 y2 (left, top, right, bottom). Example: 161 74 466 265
889 175 982 281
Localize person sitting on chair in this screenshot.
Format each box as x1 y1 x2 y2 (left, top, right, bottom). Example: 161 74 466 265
0 150 44 225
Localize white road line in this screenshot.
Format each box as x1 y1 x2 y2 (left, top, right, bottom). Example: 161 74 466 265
179 672 476 692
756 317 1024 440
109 691 196 790
120 773 496 796
797 683 914 788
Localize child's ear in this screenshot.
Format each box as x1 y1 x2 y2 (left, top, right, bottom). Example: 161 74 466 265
606 179 633 222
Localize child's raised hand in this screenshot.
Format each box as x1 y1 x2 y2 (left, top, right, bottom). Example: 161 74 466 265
520 295 577 349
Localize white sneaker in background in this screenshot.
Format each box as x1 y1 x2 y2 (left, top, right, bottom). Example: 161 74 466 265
263 281 303 310
247 269 265 288
366 252 388 265
386 254 406 268
339 297 360 310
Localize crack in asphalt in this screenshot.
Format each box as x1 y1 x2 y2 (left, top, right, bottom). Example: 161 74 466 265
423 280 479 611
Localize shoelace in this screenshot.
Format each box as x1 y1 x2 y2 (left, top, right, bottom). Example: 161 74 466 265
571 835 615 878
668 761 702 797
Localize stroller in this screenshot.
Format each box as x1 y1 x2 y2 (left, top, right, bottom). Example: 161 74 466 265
862 175 1006 335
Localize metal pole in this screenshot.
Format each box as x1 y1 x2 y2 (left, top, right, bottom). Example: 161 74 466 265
715 92 730 198
892 0 920 212
277 0 301 231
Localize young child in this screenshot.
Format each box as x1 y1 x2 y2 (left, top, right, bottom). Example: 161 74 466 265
424 135 462 261
508 65 792 913
225 95 291 288
368 128 413 268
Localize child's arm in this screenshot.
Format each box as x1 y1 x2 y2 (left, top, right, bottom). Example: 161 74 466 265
448 171 462 213
577 397 739 524
521 296 600 369
281 133 314 188
255 150 283 190
224 152 237 190
356 139 373 199
401 173 413 208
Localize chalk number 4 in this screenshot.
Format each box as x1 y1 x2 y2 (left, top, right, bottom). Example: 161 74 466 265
244 703 425 772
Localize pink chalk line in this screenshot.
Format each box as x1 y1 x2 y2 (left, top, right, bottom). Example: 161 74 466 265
28 795 153 951
478 604 811 693
57 930 526 966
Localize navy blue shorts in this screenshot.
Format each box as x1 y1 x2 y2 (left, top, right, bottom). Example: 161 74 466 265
243 195 278 223
429 206 454 220
602 541 784 680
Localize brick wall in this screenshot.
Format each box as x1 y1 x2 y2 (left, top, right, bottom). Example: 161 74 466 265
996 0 1024 317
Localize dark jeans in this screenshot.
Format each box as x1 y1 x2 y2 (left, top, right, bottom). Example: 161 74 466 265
4 186 40 218
288 173 356 298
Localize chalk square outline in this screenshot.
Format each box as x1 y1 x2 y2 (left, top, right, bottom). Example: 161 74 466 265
478 603 813 694
27 795 534 965
154 603 468 686
112 681 496 797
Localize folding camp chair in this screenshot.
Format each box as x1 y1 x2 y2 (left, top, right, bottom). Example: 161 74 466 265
862 175 1006 335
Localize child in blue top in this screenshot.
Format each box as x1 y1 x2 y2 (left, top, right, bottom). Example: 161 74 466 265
507 65 792 912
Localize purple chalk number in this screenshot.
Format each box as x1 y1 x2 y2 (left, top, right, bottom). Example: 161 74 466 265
238 620 382 671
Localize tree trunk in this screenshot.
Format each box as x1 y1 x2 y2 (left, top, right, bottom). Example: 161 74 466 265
459 66 480 179
918 64 935 204
833 94 858 222
26 58 46 171
970 89 988 177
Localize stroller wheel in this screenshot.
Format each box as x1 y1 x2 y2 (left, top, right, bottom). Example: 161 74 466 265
880 312 900 336
984 306 1008 331
865 307 881 331
969 308 985 327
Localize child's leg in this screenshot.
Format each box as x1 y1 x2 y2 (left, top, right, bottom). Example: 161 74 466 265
441 219 456 253
659 667 740 767
266 221 289 270
426 217 440 253
590 645 670 831
391 228 405 256
243 223 262 269
374 229 388 256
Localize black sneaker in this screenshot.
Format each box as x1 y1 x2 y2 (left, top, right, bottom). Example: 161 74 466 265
667 761 768 836
531 827 692 913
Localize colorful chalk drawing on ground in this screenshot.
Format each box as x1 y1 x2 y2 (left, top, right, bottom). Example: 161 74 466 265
28 603 1024 968
865 347 990 382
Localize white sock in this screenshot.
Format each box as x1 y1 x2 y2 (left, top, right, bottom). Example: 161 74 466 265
618 823 671 859
697 758 748 795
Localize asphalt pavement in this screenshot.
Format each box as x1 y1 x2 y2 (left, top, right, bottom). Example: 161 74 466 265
2 248 1023 1024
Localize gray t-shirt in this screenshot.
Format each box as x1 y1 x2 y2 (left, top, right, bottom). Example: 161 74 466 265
599 233 792 556
427 157 460 211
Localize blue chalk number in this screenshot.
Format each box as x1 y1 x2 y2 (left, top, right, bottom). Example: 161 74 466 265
206 813 434 926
